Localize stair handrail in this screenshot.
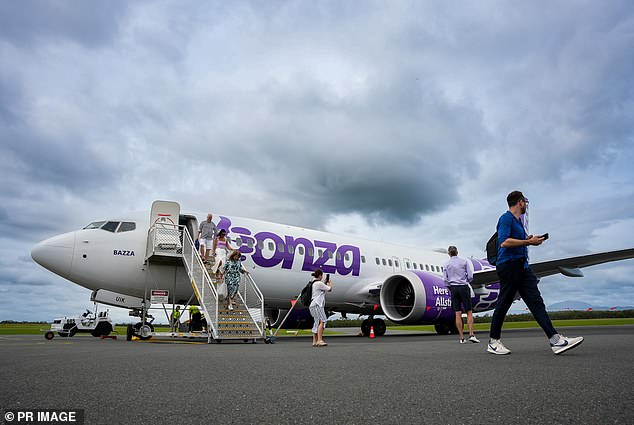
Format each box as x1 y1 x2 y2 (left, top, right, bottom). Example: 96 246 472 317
236 272 265 337
179 224 219 340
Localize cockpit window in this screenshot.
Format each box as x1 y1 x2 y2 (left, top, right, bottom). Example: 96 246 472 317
118 222 136 232
101 221 120 233
83 221 106 230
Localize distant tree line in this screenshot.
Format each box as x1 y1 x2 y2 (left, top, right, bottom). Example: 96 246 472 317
473 309 634 323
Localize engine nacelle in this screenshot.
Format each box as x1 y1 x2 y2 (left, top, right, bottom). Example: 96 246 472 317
380 271 455 324
380 270 502 324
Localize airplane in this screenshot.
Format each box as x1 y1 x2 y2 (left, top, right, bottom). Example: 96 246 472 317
31 200 634 340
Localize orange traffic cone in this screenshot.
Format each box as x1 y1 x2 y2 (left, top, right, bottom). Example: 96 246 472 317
369 325 375 339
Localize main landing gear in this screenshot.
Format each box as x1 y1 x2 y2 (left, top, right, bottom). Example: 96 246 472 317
433 322 460 335
360 317 386 337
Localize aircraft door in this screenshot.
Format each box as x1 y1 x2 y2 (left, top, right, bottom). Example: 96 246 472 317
403 258 412 271
150 200 180 228
179 215 198 242
391 256 402 274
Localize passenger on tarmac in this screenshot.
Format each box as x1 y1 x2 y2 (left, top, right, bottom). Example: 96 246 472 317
488 190 584 355
211 229 232 278
170 306 181 332
223 250 250 311
443 246 479 344
197 213 218 264
309 268 332 347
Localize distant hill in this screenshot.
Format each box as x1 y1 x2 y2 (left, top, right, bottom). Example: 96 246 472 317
548 300 633 311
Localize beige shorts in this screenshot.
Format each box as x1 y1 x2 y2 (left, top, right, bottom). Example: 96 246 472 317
200 238 214 249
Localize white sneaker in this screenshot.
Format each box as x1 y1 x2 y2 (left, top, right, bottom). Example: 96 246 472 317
459 337 465 344
469 335 480 343
487 339 511 355
551 335 584 355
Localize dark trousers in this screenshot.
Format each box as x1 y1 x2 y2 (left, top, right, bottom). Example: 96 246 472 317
490 259 557 340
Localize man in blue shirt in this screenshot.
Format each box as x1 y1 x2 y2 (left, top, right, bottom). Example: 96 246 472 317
488 191 584 355
443 246 479 344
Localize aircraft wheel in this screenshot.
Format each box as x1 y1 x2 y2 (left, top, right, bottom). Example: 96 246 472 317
373 319 387 336
134 322 154 340
360 319 371 336
434 323 451 335
44 331 54 340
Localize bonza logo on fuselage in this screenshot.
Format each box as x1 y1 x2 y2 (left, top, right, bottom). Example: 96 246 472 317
218 217 361 276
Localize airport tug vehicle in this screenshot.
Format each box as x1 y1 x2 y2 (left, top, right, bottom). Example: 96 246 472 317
44 307 114 340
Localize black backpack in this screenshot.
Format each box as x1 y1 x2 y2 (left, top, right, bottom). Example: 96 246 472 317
299 280 315 307
486 232 499 266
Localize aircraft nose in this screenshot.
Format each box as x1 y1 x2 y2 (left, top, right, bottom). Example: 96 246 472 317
31 232 76 278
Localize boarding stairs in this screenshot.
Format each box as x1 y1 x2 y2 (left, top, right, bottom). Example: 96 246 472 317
145 222 265 343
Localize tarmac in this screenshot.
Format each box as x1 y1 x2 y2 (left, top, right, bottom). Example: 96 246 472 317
1 325 632 425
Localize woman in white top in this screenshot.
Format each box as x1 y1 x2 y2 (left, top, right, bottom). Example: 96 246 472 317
309 268 332 347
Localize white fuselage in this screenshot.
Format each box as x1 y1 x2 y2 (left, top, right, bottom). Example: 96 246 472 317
32 211 486 314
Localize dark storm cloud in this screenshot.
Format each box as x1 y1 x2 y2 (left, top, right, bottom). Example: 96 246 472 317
0 0 129 48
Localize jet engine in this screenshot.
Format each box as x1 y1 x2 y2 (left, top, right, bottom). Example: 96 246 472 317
379 271 454 324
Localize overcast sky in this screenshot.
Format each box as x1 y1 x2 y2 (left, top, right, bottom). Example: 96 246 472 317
1 1 633 323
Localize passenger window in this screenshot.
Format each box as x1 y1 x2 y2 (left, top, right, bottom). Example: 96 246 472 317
328 251 334 259
288 245 294 254
413 263 418 270
298 246 304 255
268 242 274 251
83 221 106 230
318 249 323 258
345 253 350 261
361 256 366 263
308 247 314 256
375 258 380 265
277 243 284 253
336 252 341 261
406 261 411 269
258 241 263 250
395 260 399 267
425 264 429 271
236 237 243 247
118 222 136 232
247 239 254 249
382 258 386 266
101 221 120 233
388 259 393 267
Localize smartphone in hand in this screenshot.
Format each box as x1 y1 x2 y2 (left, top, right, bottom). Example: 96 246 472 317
325 273 330 282
540 233 549 240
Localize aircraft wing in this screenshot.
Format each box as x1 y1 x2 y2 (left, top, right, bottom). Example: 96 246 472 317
471 248 634 288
